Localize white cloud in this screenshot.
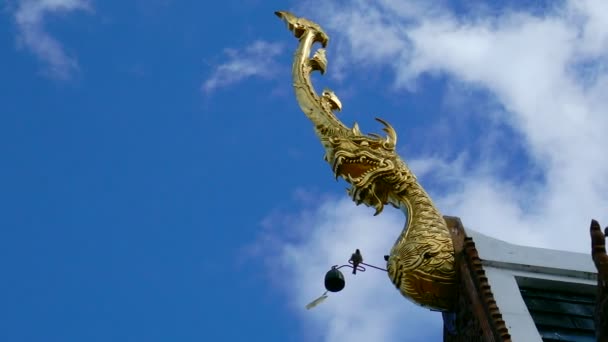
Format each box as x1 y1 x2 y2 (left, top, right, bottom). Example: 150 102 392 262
296 0 608 251
202 40 283 93
13 0 92 79
262 1 608 341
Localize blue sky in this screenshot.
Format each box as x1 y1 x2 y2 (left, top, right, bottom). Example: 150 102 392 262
2 1 608 341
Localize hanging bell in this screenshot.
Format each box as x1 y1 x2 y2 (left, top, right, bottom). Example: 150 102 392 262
324 266 345 292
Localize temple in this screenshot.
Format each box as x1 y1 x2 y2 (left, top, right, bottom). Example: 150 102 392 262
445 217 606 341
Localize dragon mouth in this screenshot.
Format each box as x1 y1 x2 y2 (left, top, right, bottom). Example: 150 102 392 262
331 152 395 215
334 157 380 181
332 153 387 184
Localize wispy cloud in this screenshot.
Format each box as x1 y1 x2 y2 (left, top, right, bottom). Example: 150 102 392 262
262 1 608 341
13 0 91 80
202 40 283 94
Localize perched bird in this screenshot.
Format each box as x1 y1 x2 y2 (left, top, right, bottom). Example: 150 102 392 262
349 249 363 274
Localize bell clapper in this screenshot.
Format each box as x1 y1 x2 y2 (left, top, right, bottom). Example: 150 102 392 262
305 291 329 310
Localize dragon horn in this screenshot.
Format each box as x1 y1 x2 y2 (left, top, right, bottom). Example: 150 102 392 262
352 122 362 136
375 117 397 146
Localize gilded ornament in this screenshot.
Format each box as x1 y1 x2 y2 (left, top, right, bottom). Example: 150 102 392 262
276 11 457 311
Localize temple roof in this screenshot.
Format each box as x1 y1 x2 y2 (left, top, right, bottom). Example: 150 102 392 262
444 217 600 341
443 216 511 341
465 229 595 277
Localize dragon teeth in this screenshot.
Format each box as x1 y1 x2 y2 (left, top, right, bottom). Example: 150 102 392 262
332 156 344 173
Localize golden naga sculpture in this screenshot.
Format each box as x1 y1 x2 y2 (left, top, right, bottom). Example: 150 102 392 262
276 11 458 311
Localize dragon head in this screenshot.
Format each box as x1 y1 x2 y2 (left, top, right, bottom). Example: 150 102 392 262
276 11 407 216
320 118 402 216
